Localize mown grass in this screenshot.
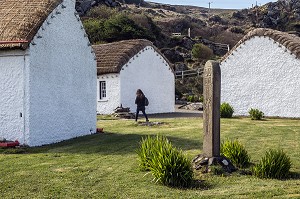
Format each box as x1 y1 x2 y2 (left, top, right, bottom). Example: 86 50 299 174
0 117 299 198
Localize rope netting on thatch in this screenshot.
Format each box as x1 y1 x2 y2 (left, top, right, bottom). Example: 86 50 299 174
92 39 174 75
0 0 62 49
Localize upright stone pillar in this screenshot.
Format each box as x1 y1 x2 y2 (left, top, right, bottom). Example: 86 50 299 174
203 61 221 157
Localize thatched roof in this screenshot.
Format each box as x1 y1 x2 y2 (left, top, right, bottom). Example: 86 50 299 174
93 39 174 75
0 0 63 49
222 28 300 61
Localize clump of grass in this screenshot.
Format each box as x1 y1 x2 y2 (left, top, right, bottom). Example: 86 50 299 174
209 165 226 175
220 139 251 168
249 108 264 120
137 135 169 171
137 135 193 187
252 149 291 179
220 102 234 118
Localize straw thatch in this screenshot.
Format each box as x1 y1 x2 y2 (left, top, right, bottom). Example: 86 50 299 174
92 39 174 75
222 28 300 61
0 0 63 49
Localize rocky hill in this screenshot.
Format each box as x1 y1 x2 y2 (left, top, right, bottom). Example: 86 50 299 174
78 0 300 96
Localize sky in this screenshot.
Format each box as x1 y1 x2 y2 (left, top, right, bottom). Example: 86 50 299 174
148 0 279 9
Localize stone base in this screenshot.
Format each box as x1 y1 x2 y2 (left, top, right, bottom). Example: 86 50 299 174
192 154 237 174
137 121 165 126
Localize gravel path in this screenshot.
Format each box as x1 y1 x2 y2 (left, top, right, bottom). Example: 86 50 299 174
148 105 202 119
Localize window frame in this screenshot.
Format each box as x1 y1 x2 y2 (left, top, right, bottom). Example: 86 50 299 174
99 81 107 100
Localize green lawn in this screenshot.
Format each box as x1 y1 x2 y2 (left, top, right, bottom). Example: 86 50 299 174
0 117 300 198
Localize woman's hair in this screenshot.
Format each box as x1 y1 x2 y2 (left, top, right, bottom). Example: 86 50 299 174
136 89 144 95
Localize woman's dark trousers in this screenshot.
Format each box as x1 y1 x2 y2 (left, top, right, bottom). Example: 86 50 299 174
135 106 149 122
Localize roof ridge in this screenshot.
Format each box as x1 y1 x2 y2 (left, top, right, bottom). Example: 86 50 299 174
0 0 63 49
221 28 300 62
93 39 173 75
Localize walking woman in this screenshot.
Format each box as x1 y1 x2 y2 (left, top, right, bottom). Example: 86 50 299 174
135 89 149 122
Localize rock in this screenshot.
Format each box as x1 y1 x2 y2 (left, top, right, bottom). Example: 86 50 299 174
137 121 165 126
181 37 196 50
179 102 203 111
192 154 237 173
232 11 245 19
208 157 219 165
161 48 184 63
113 105 135 119
192 154 209 170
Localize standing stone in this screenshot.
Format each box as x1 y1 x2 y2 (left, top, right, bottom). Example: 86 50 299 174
203 61 221 157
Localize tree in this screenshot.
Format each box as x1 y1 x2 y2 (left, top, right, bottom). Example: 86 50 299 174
191 43 213 60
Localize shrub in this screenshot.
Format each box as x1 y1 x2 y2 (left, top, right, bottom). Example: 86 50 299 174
149 143 193 187
137 136 193 187
191 43 213 60
230 26 245 34
249 108 264 120
252 149 291 179
199 95 204 103
86 5 117 18
220 139 251 168
137 135 168 171
220 102 234 118
83 14 155 43
187 95 194 102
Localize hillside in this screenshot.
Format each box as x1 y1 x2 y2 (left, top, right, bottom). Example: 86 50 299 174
78 0 300 97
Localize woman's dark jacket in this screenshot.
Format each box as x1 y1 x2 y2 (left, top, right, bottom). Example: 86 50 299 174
135 95 146 108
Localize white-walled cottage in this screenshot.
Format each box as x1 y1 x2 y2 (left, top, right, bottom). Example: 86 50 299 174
93 39 175 114
0 0 96 146
221 28 300 117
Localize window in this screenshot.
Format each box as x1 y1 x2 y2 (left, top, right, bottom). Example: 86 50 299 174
99 81 106 100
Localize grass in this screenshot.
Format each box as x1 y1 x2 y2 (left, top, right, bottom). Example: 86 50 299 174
0 116 300 198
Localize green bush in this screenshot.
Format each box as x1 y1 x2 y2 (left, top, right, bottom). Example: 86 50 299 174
187 95 194 102
220 139 251 168
86 5 117 18
199 95 204 103
137 135 169 171
220 102 234 118
252 149 291 179
137 136 193 187
83 14 155 43
191 43 213 60
249 108 264 120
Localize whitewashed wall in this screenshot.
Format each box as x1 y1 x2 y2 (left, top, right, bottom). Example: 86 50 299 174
120 46 175 114
0 50 29 143
221 36 300 117
26 0 96 146
97 75 120 114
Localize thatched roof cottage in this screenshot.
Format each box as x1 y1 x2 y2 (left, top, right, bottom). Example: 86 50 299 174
93 39 175 114
0 0 96 146
221 28 300 117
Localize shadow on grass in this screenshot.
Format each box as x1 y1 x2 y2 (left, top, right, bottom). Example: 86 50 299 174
190 179 214 190
167 179 214 191
289 172 300 180
1 132 202 155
